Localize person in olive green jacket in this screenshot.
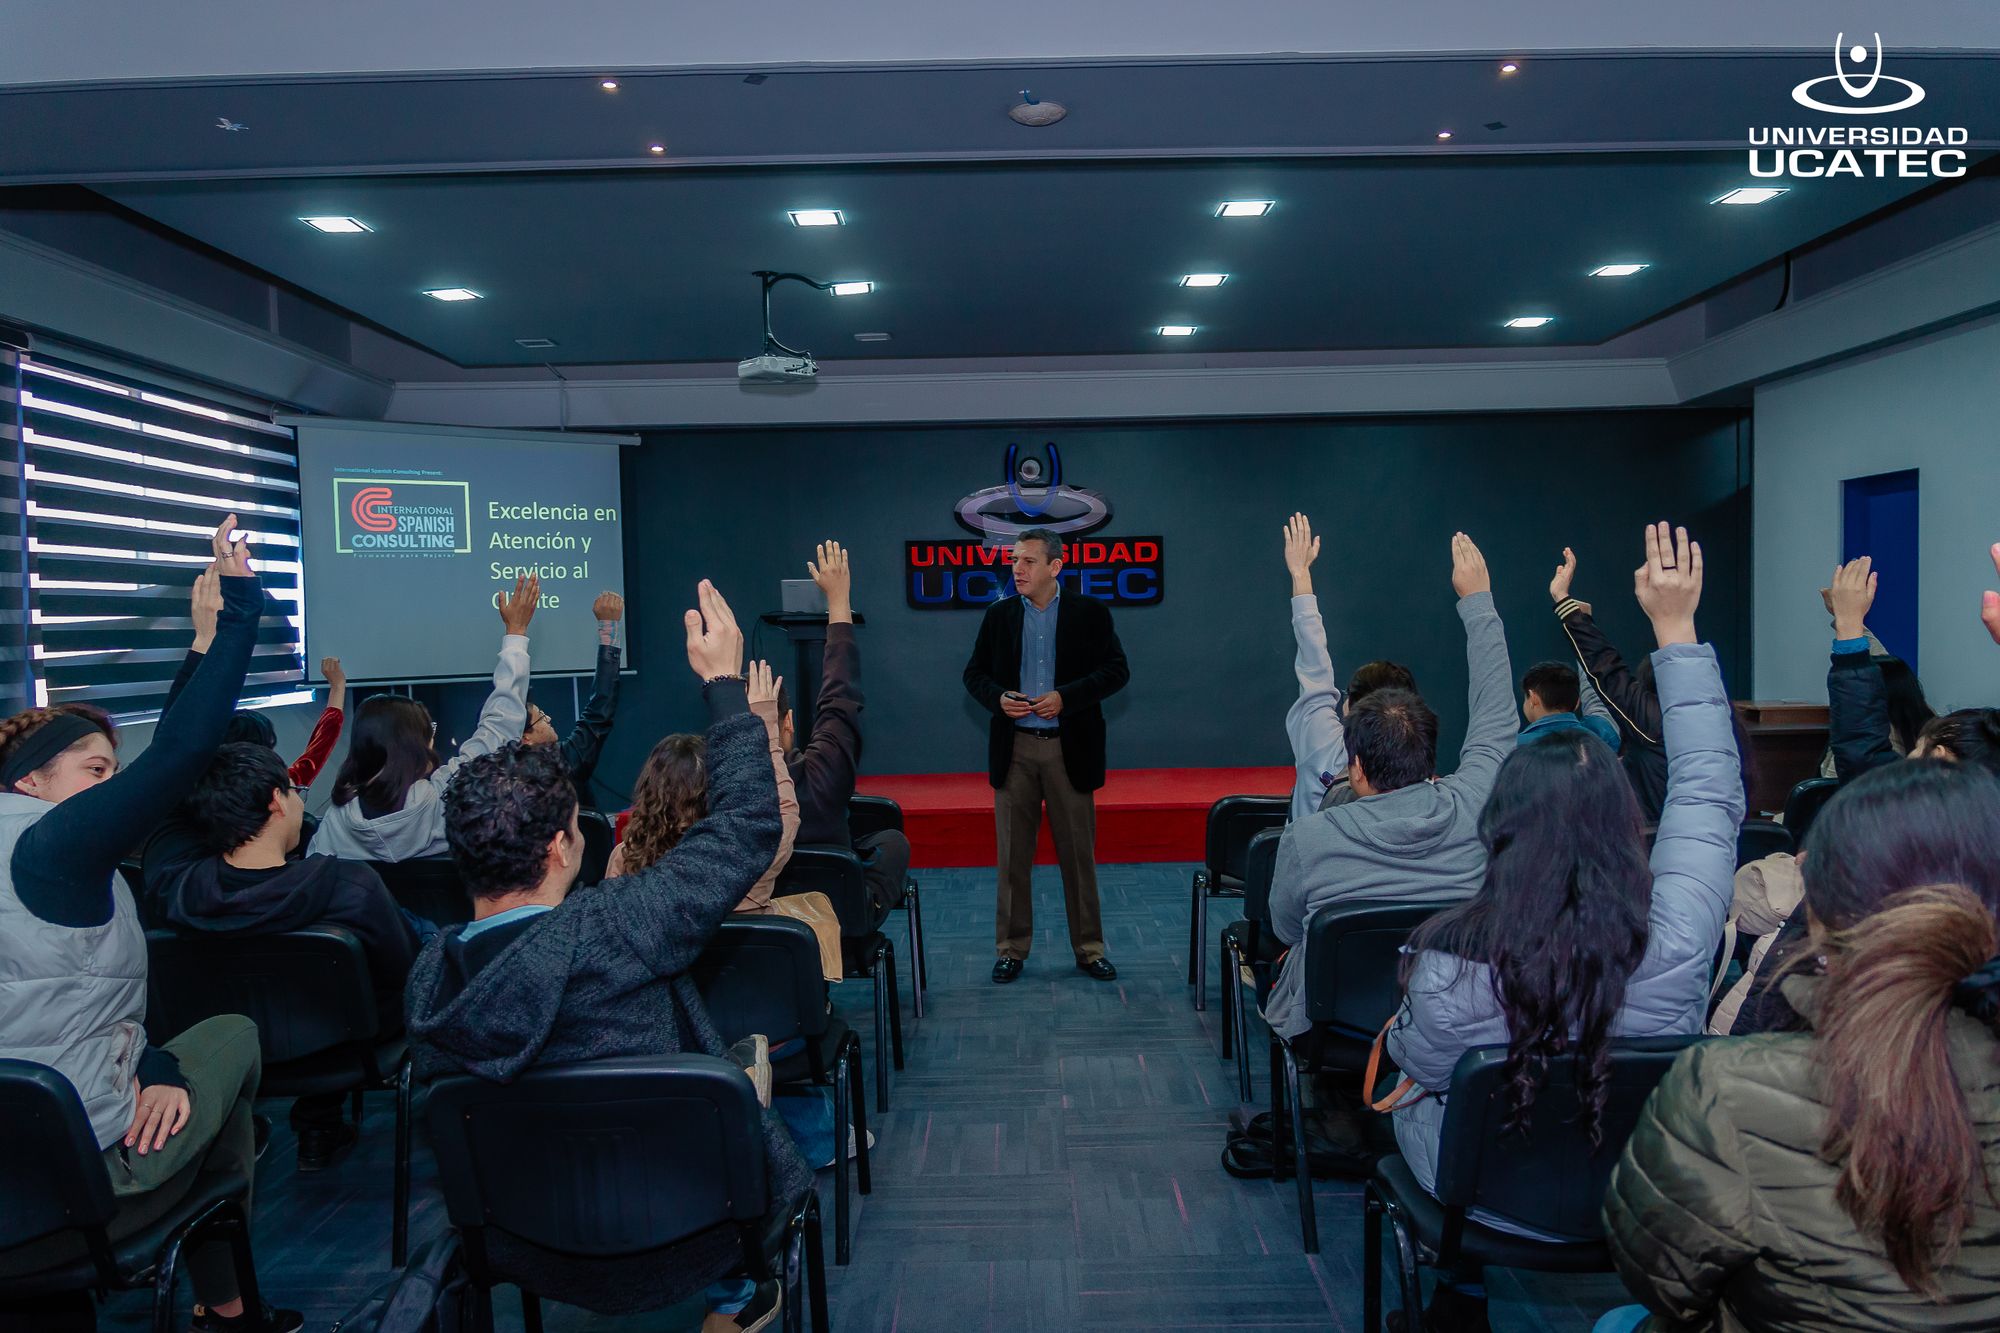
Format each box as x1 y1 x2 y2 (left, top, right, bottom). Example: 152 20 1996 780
1601 761 2000 1333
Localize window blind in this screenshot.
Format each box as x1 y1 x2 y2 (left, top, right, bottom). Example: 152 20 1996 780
7 352 306 718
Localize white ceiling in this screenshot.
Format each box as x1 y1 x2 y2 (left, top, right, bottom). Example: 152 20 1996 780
7 0 2000 87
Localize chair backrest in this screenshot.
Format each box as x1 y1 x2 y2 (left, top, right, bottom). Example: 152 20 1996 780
1203 795 1289 887
426 1055 767 1263
1734 819 1794 868
1783 777 1841 845
146 925 379 1062
1238 827 1285 933
1433 1035 1704 1240
0 1059 120 1255
847 794 904 843
576 809 614 887
692 916 830 1047
1302 899 1454 1039
774 844 871 938
370 857 473 927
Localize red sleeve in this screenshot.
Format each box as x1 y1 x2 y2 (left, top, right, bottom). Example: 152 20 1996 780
288 706 345 789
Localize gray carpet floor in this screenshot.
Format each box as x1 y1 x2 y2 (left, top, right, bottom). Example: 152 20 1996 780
100 863 1630 1331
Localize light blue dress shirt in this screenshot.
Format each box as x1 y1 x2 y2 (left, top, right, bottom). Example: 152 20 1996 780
1017 588 1060 730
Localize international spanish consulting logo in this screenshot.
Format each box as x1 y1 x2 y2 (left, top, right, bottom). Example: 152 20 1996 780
1748 35 1966 182
332 478 472 554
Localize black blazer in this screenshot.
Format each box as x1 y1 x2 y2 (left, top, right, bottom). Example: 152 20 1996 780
963 591 1131 792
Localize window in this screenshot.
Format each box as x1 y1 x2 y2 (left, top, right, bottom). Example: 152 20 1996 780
6 353 306 718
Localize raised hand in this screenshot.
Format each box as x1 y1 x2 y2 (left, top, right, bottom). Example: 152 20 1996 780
1634 521 1701 647
1550 547 1577 604
1450 532 1491 598
190 568 222 652
1283 513 1320 596
592 590 625 621
1982 544 2000 647
320 656 346 690
684 579 745 681
1826 556 1876 641
808 540 853 622
497 575 541 635
209 513 253 579
746 659 783 708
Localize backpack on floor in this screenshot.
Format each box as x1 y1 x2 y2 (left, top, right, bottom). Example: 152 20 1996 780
330 1231 480 1333
1220 1109 1378 1181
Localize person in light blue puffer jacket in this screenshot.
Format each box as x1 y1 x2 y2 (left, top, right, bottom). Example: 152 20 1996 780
1380 522 1742 1333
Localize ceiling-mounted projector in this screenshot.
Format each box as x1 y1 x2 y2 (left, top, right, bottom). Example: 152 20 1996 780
738 353 816 383
738 270 832 387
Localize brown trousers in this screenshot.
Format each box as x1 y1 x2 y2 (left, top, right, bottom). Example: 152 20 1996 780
994 732 1105 962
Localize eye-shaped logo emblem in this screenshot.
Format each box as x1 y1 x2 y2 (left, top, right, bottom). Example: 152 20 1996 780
1792 33 1926 115
955 443 1111 541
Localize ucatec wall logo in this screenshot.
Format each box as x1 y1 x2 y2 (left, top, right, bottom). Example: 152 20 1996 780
1748 34 1966 181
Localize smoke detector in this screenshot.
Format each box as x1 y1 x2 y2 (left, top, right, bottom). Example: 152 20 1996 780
1008 91 1068 127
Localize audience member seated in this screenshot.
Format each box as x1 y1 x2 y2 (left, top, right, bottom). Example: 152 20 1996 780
1552 546 1755 819
308 577 537 863
1280 513 1421 821
1517 660 1621 752
1263 532 1514 1043
1603 767 2000 1331
403 580 805 1333
145 742 419 1171
521 589 625 806
778 540 908 928
612 662 841 980
1381 522 1741 1332
1826 553 1999 777
1727 757 2000 1038
0 521 303 1333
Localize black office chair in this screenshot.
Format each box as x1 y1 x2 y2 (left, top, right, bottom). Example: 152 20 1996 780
427 1056 829 1333
1188 795 1289 1012
1782 777 1841 846
847 793 927 1018
1734 818 1794 867
145 925 415 1265
695 915 872 1265
0 1059 264 1333
1219 827 1285 1095
575 808 614 887
369 856 472 927
1363 1036 1704 1332
776 845 903 1113
1273 898 1455 1252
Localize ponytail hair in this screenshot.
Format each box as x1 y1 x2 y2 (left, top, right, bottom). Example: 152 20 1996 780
1814 883 2000 1297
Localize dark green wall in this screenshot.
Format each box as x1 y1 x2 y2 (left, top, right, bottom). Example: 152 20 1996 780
577 410 1749 794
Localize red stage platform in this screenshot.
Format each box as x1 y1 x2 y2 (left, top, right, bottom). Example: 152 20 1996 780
855 767 1292 867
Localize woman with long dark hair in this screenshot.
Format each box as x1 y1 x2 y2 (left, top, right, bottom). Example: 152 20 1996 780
307 577 539 862
1603 761 2000 1331
1382 523 1742 1332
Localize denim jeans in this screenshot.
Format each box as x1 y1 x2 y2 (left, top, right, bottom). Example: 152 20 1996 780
706 1278 756 1314
775 1088 837 1168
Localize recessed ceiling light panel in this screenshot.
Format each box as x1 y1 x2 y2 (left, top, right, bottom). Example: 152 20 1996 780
1215 200 1274 218
1179 273 1228 287
1712 187 1788 206
515 338 557 349
1504 316 1554 328
1158 325 1197 336
1591 263 1650 277
300 216 370 233
788 209 844 227
423 288 481 302
600 79 619 91
854 332 892 342
829 281 874 297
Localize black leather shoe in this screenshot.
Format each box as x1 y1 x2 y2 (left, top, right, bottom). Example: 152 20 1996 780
992 957 1024 984
1078 957 1118 981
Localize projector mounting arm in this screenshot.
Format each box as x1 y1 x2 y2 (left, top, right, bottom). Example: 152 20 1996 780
753 270 834 359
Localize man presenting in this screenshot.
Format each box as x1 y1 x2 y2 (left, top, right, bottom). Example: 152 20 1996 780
964 527 1131 983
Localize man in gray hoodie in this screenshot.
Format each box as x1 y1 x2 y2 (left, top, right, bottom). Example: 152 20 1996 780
1263 532 1515 1042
